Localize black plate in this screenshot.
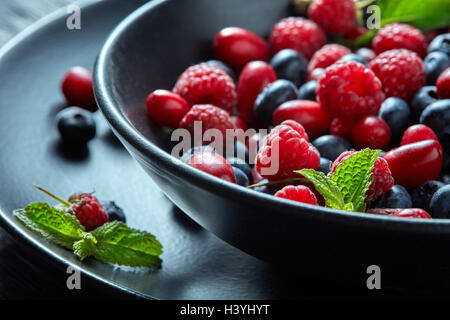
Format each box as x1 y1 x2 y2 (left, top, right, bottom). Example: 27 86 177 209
0 0 319 300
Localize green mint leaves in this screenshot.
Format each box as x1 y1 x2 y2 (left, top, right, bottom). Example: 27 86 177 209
297 149 380 213
14 202 162 268
352 0 450 47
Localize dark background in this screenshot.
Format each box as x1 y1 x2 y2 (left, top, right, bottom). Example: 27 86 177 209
0 0 123 300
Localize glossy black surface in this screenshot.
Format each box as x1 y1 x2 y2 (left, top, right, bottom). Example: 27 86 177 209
0 0 327 300
94 0 450 278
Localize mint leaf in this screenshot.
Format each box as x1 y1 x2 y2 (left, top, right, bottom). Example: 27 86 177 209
353 0 450 46
296 169 347 210
74 221 162 268
13 202 84 249
330 149 380 213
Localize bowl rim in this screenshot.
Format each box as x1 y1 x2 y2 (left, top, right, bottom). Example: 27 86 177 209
93 0 450 232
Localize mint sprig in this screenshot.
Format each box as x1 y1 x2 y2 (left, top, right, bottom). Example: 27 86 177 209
297 148 381 213
14 202 162 268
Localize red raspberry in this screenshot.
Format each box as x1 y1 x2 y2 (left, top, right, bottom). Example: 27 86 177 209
69 193 109 231
61 66 97 111
308 0 357 35
213 27 270 70
436 67 450 99
369 49 425 101
178 104 234 146
344 26 368 41
330 117 354 139
317 61 384 120
400 124 438 146
275 185 318 205
331 151 394 202
270 17 326 59
187 151 236 183
307 44 351 78
351 115 391 150
173 63 237 114
367 208 431 219
372 24 427 58
146 90 190 128
255 120 319 181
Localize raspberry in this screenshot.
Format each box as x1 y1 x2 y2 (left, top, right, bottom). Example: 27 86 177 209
331 151 394 202
317 61 384 120
369 49 425 101
308 0 357 35
173 63 236 114
372 23 427 58
367 208 431 219
270 17 326 59
275 185 318 205
178 104 234 146
69 193 109 231
307 44 351 78
436 67 450 99
255 120 320 181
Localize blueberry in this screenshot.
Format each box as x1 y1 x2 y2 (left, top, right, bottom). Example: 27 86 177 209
430 185 450 218
229 140 249 163
254 79 298 126
338 53 368 67
101 201 126 223
318 157 331 175
253 179 278 195
56 107 96 145
370 185 412 209
298 80 317 101
428 33 450 57
378 97 410 145
441 174 450 184
180 145 215 163
410 180 445 212
206 60 236 82
232 167 249 187
410 86 438 121
227 157 253 184
270 49 307 87
420 99 450 149
312 135 351 161
424 51 450 85
379 151 386 157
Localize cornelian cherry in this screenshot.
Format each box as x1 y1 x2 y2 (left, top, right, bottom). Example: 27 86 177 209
146 90 190 128
351 115 391 149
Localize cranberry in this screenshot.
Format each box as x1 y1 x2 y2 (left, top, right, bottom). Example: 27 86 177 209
383 140 443 188
187 151 236 183
61 66 97 111
213 27 270 70
146 90 190 128
330 117 354 139
400 124 438 146
351 115 391 149
230 115 248 131
273 100 330 139
237 61 277 122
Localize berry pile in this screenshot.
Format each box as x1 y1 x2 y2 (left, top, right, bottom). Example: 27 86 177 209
143 3 450 219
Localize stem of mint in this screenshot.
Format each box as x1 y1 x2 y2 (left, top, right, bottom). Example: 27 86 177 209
33 184 71 207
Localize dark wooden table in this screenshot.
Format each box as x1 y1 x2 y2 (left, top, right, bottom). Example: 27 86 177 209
0 0 126 300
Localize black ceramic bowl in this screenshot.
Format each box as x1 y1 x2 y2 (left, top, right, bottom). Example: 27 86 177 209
95 0 450 269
